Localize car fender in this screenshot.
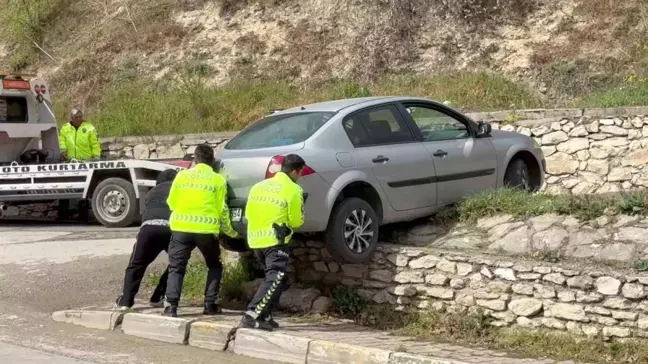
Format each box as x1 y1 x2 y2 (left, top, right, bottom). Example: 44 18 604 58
325 169 385 217
498 144 542 188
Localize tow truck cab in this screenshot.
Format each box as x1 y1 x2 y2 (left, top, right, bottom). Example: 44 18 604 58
0 73 60 164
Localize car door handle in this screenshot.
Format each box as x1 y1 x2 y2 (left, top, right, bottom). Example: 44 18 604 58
433 150 448 157
372 155 389 164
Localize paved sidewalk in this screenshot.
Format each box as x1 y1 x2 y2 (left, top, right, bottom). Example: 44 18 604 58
53 302 577 364
0 342 96 364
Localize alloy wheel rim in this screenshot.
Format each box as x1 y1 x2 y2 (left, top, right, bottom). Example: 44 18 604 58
344 208 374 253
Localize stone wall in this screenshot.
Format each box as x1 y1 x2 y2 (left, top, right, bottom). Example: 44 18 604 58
287 213 648 339
99 106 648 195
99 132 236 159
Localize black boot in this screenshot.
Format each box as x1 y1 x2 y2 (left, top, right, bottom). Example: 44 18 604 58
163 305 177 318
240 314 273 331
265 314 280 329
203 302 222 315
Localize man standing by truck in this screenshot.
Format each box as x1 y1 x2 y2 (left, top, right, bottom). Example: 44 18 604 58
57 108 101 221
241 154 305 331
58 108 101 162
163 144 239 318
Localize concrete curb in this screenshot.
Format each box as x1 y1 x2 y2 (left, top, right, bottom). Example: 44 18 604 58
51 310 123 331
233 328 311 364
121 313 195 345
51 310 471 364
307 340 392 364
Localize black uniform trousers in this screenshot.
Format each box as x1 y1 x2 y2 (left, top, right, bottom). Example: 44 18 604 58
165 232 222 306
246 245 290 320
118 225 171 307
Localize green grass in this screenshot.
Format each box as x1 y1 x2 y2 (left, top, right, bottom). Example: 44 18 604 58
65 69 648 138
451 188 648 224
66 72 545 137
146 253 249 306
359 305 648 363
574 81 648 108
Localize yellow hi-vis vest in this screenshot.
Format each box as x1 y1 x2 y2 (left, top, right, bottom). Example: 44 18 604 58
167 163 237 236
245 172 304 249
58 122 101 160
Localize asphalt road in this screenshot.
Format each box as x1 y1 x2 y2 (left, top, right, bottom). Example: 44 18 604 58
0 221 274 364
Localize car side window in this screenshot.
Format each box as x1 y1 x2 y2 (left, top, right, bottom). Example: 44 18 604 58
404 104 469 142
343 105 414 147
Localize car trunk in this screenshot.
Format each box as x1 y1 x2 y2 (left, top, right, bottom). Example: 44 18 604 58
216 142 305 199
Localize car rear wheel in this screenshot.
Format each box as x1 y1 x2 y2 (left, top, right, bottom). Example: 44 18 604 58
325 197 379 264
91 178 139 228
504 158 530 191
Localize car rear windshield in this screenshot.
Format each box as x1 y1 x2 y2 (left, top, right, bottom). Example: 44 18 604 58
225 112 335 150
0 96 28 123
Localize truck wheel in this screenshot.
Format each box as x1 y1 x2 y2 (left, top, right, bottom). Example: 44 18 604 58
325 197 379 264
91 178 139 228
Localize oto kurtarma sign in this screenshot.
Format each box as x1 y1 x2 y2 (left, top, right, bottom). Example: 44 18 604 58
0 161 128 174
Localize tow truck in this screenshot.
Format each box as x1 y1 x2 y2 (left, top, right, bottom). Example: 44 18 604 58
0 72 190 227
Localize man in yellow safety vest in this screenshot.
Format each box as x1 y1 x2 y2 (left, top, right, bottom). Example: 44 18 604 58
163 144 238 317
240 154 305 331
58 108 101 161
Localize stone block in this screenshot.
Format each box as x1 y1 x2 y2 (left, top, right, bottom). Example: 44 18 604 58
233 329 310 364
307 340 391 364
121 313 190 344
389 352 470 364
188 321 235 351
51 310 122 331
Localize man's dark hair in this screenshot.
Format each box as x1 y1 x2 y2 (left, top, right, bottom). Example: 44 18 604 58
194 144 215 165
156 169 178 185
281 154 306 174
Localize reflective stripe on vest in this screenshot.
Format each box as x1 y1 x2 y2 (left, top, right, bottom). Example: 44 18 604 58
247 229 276 240
172 214 219 225
247 195 288 209
175 183 216 193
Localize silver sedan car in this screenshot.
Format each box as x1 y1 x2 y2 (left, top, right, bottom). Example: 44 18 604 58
216 97 546 263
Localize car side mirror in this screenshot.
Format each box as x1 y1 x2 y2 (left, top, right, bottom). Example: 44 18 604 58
477 122 492 136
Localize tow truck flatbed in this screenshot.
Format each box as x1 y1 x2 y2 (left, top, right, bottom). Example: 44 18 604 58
0 158 187 227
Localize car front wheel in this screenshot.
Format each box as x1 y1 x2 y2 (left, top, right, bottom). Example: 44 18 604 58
503 158 530 191
325 197 379 264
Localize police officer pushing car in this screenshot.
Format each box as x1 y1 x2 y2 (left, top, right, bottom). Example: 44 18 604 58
163 144 239 317
241 154 306 331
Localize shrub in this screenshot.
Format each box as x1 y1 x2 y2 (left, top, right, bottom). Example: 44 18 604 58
0 0 69 69
331 286 367 317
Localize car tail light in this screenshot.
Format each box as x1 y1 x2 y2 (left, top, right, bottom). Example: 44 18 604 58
265 155 315 179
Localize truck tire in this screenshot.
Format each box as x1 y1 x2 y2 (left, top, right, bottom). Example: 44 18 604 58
325 197 379 264
91 177 139 228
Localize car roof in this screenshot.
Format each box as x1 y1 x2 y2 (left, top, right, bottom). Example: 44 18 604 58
273 96 440 114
